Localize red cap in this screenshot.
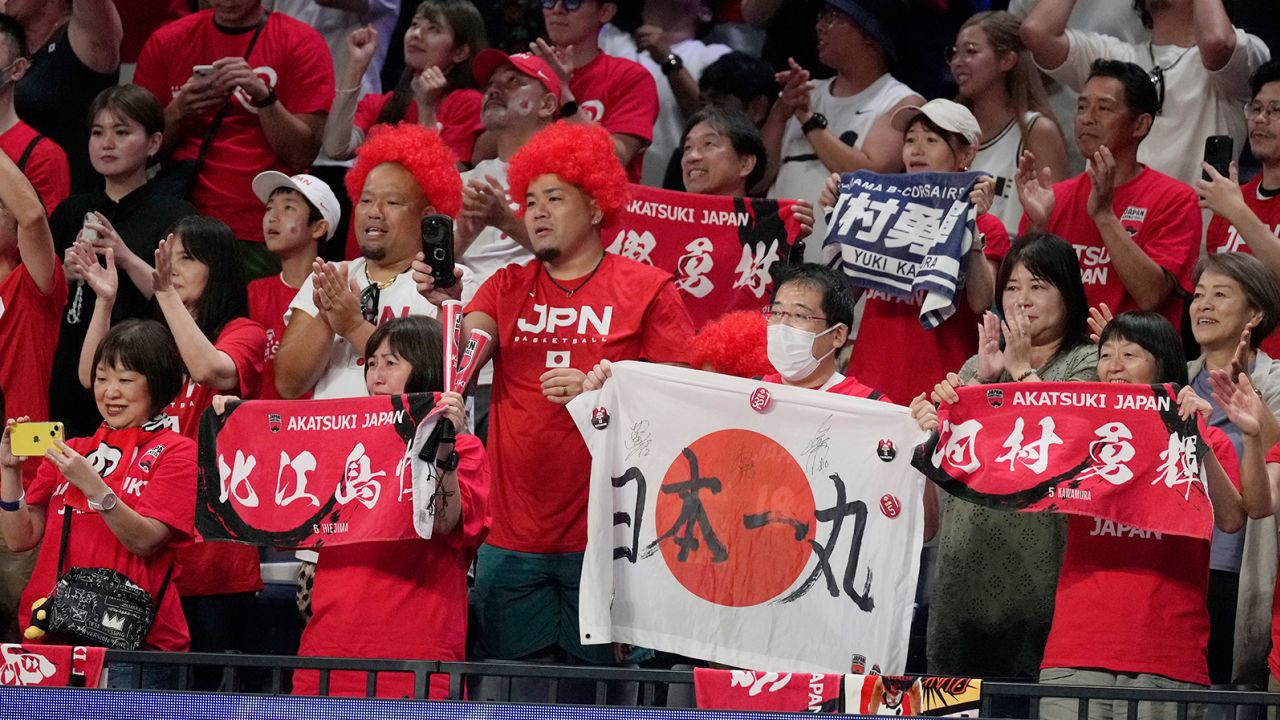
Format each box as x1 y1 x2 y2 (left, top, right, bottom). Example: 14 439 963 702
472 49 562 103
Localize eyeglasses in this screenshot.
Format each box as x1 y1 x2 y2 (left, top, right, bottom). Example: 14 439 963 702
360 283 380 325
1246 101 1280 121
762 306 828 325
1147 65 1165 115
943 43 983 64
541 0 585 10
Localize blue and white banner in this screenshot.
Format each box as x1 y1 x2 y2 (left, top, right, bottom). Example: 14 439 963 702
822 171 982 329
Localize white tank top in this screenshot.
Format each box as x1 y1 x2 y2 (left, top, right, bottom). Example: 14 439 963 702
973 111 1041 236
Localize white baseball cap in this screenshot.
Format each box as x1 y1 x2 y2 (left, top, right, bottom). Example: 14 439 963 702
890 99 982 148
252 171 341 241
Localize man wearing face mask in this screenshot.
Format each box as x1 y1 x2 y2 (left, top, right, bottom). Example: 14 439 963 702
761 263 890 399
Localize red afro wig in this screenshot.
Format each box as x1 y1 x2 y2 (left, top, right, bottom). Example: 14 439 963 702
506 121 630 221
345 123 463 219
690 310 773 379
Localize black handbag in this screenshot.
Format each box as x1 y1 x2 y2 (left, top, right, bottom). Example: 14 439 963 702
34 509 173 651
152 14 268 200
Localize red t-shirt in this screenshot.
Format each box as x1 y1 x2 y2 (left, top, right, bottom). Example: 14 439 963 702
851 214 1010 403
467 254 695 552
165 316 267 597
248 274 305 401
0 262 67 484
1206 174 1280 358
1041 423 1239 685
759 371 892 402
133 11 336 243
354 89 483 166
20 428 197 651
0 121 69 216
570 52 658 183
1266 442 1280 683
1021 167 1200 329
113 0 191 63
292 434 490 699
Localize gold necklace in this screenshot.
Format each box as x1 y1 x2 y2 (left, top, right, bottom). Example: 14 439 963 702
364 264 398 290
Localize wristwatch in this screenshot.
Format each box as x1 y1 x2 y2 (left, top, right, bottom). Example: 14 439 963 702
800 113 828 135
88 490 118 513
971 231 987 253
435 451 459 472
559 100 579 119
0 491 24 512
660 53 684 76
252 88 278 108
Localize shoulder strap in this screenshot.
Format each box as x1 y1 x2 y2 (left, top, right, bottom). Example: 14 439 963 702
194 12 271 165
55 505 72 579
867 390 884 401
16 133 44 171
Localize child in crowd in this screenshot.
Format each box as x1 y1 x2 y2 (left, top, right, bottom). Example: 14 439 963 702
248 172 341 401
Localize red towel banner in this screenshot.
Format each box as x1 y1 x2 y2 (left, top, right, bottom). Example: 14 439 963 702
196 393 441 548
912 381 1211 539
602 185 803 328
0 644 105 688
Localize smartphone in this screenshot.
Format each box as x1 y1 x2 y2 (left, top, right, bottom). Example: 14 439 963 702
1203 135 1233 181
421 214 456 289
81 212 97 242
193 64 216 78
10 422 63 458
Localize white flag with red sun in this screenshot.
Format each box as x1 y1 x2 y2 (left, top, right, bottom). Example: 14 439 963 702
569 362 927 674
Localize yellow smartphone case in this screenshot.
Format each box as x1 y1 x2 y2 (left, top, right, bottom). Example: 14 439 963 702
10 422 64 457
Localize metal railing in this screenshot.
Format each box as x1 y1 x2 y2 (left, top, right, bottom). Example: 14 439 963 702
99 651 1280 719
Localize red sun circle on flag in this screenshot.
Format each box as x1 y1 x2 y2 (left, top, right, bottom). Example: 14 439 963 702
654 429 816 607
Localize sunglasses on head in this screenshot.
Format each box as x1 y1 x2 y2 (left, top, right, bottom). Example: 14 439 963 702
1147 65 1165 115
541 0 585 9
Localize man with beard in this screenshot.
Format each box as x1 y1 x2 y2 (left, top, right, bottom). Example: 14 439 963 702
454 49 561 440
415 121 694 669
1021 0 1269 188
274 123 461 399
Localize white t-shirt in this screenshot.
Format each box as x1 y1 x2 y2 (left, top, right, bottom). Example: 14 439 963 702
285 258 441 399
267 0 399 168
457 158 534 387
973 112 1041 236
770 73 918 262
1040 28 1270 188
599 25 732 188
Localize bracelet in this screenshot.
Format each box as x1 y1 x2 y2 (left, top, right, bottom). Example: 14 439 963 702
1015 368 1038 382
0 490 25 512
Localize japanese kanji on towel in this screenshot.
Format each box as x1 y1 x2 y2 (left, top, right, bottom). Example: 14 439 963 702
601 185 803 328
196 394 442 547
912 381 1211 539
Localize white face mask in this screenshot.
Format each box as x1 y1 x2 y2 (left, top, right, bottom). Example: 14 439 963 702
767 322 840 382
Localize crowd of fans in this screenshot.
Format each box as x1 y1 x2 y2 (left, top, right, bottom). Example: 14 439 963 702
0 0 1278 710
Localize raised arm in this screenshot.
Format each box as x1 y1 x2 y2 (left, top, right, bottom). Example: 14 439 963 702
152 238 241 390
1193 0 1238 72
67 0 123 75
0 423 46 552
323 26 379 160
0 147 55 293
1018 0 1075 71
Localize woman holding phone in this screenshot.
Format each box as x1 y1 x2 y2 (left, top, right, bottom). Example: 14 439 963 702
0 320 196 688
50 84 196 437
72 215 266 677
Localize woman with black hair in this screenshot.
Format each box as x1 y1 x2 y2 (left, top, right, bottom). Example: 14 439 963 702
908 231 1097 679
1 320 195 687
71 214 268 673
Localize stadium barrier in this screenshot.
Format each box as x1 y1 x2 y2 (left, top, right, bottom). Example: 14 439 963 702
93 650 1280 718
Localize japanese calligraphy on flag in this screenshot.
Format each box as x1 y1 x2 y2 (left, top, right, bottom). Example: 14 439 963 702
912 381 1212 539
569 362 926 674
822 171 983 329
196 394 442 548
601 185 802 328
